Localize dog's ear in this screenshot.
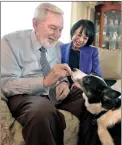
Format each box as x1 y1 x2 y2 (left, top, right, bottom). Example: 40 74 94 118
86 86 106 104
101 88 121 110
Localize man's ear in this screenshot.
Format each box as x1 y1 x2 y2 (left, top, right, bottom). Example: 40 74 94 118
32 18 38 30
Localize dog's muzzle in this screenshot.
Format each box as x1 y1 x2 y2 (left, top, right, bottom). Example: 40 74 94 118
71 68 87 82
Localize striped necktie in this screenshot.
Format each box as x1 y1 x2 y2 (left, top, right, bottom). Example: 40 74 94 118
40 47 61 105
40 47 50 76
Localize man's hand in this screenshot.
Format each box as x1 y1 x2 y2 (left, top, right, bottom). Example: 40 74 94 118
43 64 71 87
56 81 70 101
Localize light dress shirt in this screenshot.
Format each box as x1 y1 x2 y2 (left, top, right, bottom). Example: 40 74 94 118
1 30 62 97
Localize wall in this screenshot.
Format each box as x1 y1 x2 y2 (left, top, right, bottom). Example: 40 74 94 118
70 2 96 28
1 2 72 43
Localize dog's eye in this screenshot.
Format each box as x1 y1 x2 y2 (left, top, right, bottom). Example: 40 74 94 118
84 78 91 84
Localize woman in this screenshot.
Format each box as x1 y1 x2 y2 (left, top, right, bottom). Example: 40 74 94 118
60 19 102 86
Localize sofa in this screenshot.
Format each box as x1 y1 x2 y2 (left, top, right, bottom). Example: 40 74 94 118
1 47 121 145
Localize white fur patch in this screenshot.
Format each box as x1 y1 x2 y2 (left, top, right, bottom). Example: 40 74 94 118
71 69 107 86
83 93 106 114
71 69 87 81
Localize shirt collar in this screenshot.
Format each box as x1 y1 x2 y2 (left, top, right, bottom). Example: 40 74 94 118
31 30 50 53
31 30 42 52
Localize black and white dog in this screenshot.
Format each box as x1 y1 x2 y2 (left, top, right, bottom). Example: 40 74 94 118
71 68 121 145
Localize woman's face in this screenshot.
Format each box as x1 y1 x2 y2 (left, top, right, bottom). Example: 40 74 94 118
72 26 89 49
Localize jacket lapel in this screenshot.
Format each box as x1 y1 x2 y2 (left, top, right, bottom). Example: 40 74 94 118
64 43 72 64
79 46 92 73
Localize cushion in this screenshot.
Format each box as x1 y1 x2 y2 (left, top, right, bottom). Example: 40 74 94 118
98 48 121 80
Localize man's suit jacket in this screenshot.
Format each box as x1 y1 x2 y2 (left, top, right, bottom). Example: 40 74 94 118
60 42 102 77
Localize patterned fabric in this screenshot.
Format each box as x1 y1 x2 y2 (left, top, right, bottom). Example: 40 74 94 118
1 97 25 145
1 93 79 145
40 47 51 76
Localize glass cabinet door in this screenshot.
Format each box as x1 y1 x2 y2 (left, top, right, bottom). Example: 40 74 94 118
95 12 100 46
103 10 121 49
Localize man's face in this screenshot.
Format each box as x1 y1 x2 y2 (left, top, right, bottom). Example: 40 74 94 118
33 11 64 48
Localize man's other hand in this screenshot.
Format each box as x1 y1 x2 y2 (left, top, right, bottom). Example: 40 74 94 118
56 81 70 101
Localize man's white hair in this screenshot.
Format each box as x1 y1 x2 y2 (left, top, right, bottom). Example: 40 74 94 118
34 3 64 21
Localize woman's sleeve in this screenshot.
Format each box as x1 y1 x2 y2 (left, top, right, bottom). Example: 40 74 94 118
92 48 102 77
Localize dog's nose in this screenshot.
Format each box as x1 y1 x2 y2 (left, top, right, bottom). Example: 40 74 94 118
73 68 78 72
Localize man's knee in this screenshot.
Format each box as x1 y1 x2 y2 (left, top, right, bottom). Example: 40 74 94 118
26 97 57 123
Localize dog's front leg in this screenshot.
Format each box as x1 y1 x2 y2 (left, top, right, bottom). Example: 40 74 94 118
97 123 114 145
97 108 121 145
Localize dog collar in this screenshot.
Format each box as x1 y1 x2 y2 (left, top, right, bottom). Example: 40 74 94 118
92 110 107 126
94 110 107 119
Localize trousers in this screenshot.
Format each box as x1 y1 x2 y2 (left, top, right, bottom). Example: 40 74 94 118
7 88 99 145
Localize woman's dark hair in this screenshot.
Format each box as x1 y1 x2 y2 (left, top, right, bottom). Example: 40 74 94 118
70 19 95 46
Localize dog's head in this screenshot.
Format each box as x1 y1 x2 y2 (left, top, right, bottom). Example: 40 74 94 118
71 69 121 114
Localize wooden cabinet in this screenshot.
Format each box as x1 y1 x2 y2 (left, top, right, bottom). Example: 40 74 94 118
94 2 121 49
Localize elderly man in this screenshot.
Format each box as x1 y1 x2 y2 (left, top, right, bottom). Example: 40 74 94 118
1 3 98 145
